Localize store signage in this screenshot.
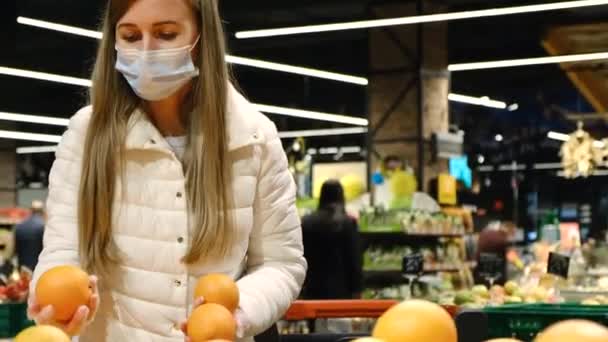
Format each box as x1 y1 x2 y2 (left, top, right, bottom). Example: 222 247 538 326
433 132 464 159
478 253 505 281
402 253 424 275
547 252 570 279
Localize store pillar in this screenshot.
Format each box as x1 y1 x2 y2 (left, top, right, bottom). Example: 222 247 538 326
367 2 449 193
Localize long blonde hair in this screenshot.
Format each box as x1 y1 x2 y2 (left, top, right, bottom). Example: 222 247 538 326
79 0 234 275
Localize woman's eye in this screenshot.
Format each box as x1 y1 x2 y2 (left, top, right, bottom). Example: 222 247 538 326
121 33 140 42
158 32 178 41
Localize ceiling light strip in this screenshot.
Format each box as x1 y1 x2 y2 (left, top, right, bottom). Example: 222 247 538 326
0 112 69 126
17 16 367 85
0 130 62 143
0 66 92 87
449 52 608 71
254 104 368 126
16 145 58 154
278 127 368 138
235 0 608 38
448 93 507 109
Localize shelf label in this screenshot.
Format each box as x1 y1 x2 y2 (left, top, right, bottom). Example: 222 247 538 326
547 252 570 278
478 253 505 281
402 253 424 275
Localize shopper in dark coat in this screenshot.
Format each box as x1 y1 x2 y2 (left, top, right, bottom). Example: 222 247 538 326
301 180 363 299
14 201 45 271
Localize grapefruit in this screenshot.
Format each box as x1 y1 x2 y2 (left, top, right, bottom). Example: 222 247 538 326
372 300 457 342
194 274 239 313
36 265 91 322
534 319 608 342
15 325 71 342
187 303 236 342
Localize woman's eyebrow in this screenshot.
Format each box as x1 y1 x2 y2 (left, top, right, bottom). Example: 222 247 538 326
153 21 179 26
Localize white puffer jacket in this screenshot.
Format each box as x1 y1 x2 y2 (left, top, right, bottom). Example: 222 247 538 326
32 86 307 342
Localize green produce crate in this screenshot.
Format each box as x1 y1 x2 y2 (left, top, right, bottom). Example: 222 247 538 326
484 303 608 341
0 302 35 337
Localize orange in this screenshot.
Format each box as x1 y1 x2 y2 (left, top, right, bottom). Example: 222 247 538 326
372 300 457 342
187 303 236 342
194 274 239 313
351 338 385 342
36 265 91 322
534 320 608 342
15 325 71 342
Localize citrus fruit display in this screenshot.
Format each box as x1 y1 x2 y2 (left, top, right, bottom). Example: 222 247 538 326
194 273 239 313
372 299 457 342
15 325 71 342
187 303 236 342
534 319 608 342
36 265 91 322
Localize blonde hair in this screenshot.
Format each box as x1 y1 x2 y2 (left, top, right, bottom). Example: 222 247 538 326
79 0 234 274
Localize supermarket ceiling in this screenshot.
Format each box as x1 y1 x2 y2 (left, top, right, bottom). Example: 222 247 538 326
1 0 608 157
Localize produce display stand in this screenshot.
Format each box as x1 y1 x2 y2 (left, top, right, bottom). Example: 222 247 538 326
281 300 459 342
456 303 608 342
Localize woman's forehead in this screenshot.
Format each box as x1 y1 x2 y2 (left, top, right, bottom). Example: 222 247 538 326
117 0 195 26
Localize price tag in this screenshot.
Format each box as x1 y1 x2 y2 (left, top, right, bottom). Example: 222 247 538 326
402 253 424 275
478 253 505 280
547 252 570 278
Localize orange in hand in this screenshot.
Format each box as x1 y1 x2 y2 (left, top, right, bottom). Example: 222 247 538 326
36 266 92 322
187 303 236 342
194 274 239 313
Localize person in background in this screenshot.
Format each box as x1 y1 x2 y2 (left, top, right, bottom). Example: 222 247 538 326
14 200 45 271
302 180 363 299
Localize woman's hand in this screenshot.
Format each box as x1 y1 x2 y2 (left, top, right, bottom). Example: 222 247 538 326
27 275 99 336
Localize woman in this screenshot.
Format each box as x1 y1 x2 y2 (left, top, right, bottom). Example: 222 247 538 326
27 0 306 341
301 180 362 300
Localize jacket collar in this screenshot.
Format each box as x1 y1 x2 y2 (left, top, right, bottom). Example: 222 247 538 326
125 83 264 152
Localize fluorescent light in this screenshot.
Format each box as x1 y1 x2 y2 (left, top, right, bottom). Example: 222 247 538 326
225 56 367 85
449 93 507 109
547 131 605 148
236 0 608 39
547 131 570 141
17 16 103 39
254 104 368 126
279 127 368 138
16 145 58 154
0 112 69 126
508 103 519 111
495 134 504 142
0 66 92 87
0 130 61 143
17 16 367 86
307 146 362 155
449 51 608 71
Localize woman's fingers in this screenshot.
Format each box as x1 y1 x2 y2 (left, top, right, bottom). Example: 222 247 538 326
89 275 99 294
87 293 99 321
36 305 55 324
27 297 41 320
65 305 89 336
193 297 204 307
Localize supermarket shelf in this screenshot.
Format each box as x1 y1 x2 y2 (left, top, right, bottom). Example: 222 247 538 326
284 300 461 321
360 231 466 245
284 300 398 320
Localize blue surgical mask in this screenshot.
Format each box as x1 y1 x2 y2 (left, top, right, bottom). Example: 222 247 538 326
115 37 200 101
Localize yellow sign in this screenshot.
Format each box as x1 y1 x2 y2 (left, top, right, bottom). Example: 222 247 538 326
438 173 457 205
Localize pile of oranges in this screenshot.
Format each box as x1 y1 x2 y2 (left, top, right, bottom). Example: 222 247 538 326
352 299 608 342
